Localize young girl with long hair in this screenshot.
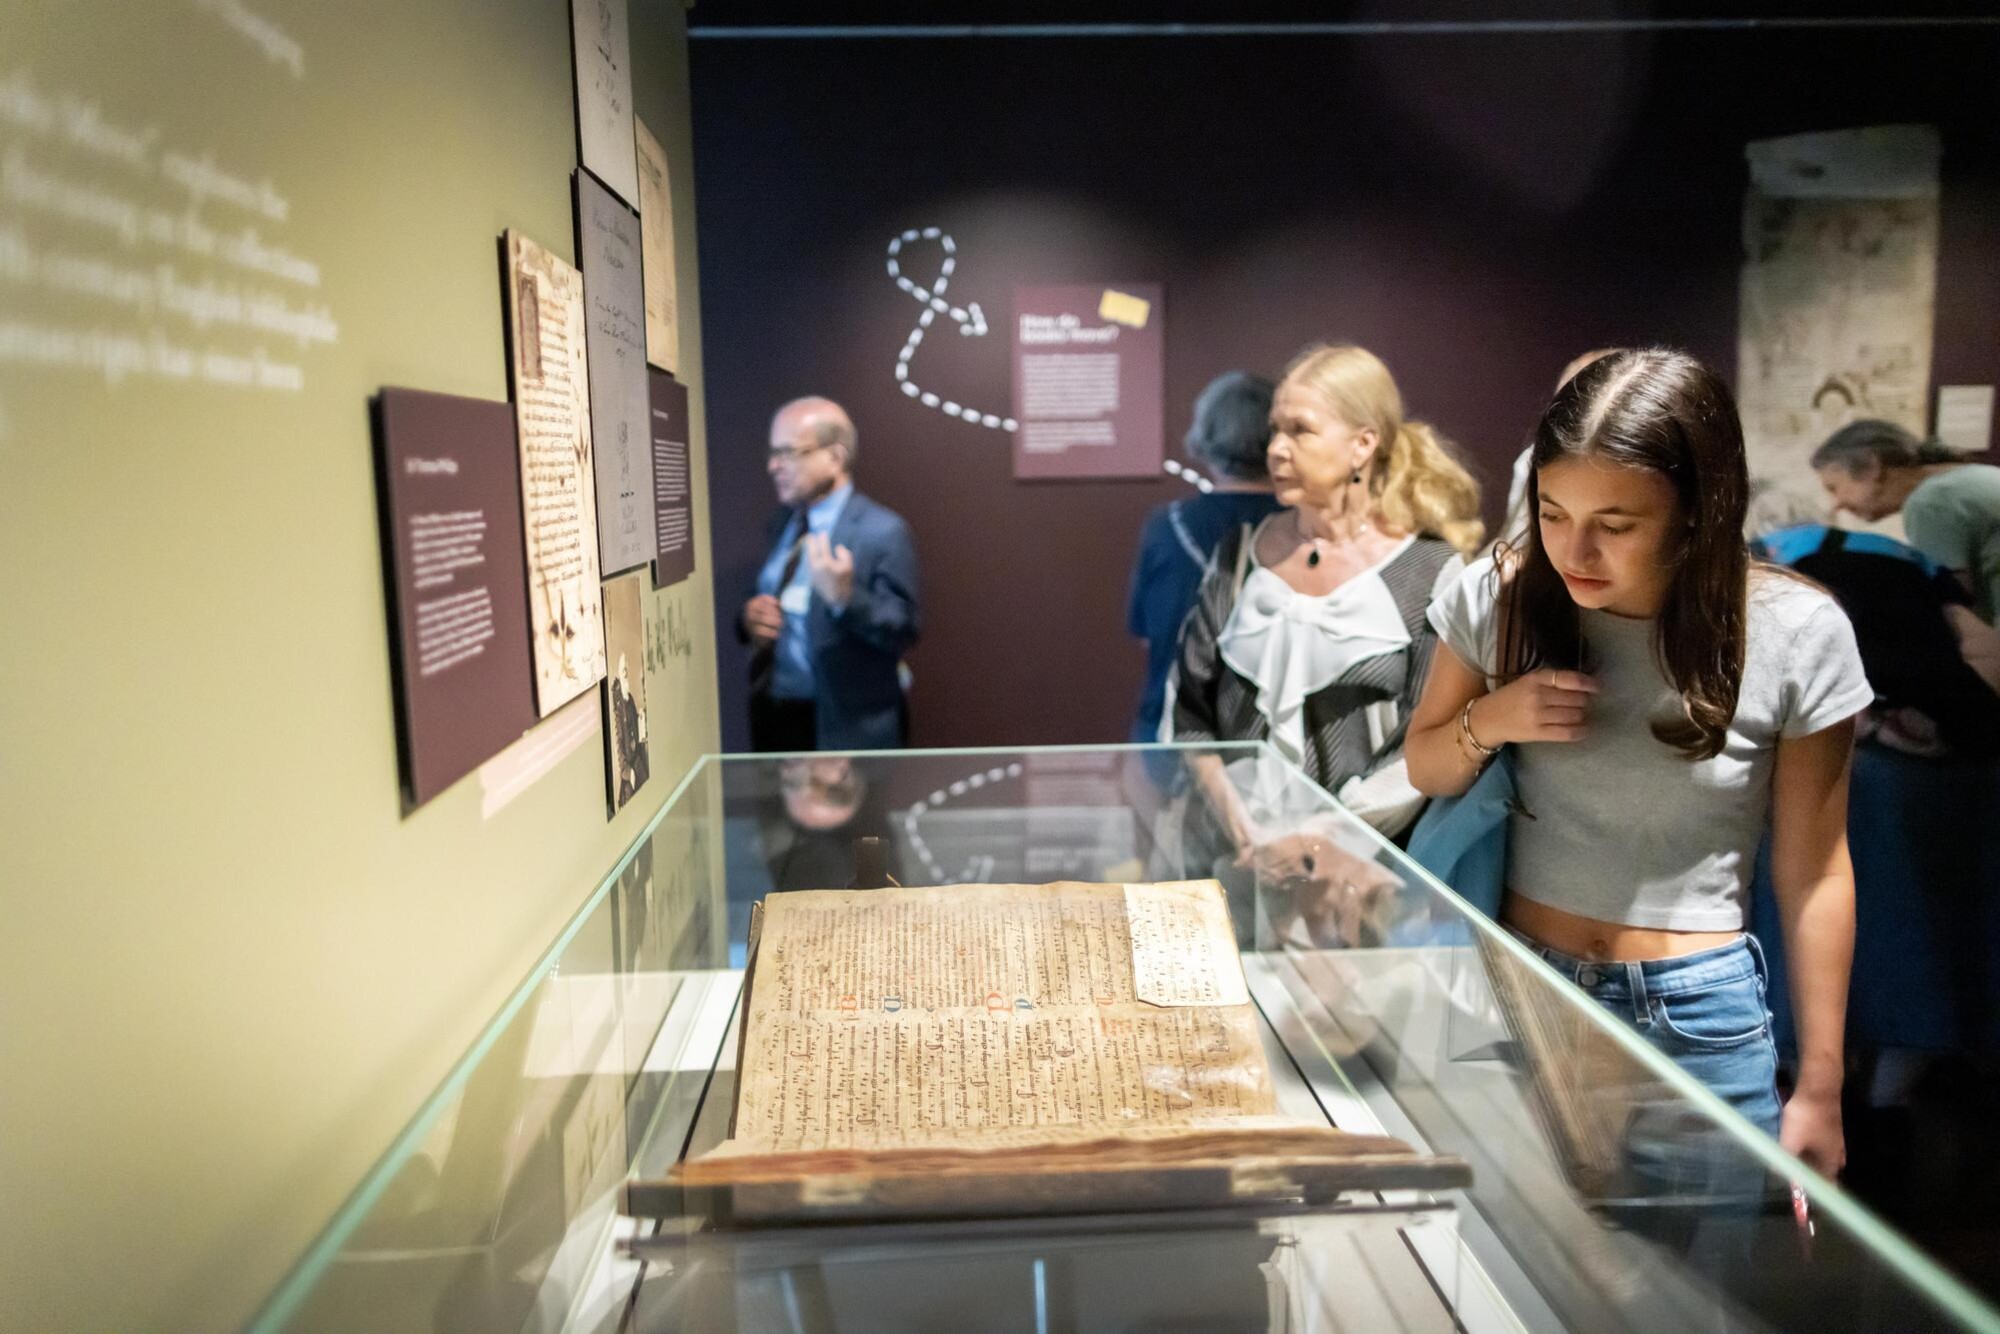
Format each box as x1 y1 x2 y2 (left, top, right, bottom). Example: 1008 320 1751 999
1407 349 1870 1175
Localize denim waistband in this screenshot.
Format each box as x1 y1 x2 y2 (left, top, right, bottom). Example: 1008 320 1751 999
1505 929 1764 997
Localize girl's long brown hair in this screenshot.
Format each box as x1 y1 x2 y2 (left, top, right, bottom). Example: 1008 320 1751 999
1498 348 1749 761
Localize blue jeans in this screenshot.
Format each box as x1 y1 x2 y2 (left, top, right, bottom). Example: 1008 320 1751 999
1512 932 1784 1140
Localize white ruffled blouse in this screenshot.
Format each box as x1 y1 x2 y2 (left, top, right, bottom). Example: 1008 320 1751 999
1216 534 1417 765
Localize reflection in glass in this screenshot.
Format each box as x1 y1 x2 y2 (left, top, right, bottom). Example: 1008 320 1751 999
253 747 1998 1334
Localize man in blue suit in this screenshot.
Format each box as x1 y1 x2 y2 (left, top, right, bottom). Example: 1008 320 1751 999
740 397 920 751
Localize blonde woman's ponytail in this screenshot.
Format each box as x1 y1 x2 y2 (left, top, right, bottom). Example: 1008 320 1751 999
1378 419 1485 555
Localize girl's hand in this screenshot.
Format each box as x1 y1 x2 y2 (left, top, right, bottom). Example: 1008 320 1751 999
1780 1088 1846 1179
1470 668 1599 746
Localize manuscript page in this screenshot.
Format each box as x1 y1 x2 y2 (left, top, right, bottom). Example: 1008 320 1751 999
504 230 605 714
722 881 1278 1157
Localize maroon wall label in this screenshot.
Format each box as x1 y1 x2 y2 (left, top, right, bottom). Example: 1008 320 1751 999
648 368 696 588
376 387 538 810
1010 284 1164 480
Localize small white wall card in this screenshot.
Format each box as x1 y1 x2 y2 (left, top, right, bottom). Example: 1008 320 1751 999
570 0 639 206
635 116 680 374
1936 385 1995 455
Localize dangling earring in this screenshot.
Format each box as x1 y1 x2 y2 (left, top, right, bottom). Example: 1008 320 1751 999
1350 470 1363 485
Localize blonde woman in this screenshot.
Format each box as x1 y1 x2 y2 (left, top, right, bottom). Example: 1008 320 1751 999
1168 345 1483 918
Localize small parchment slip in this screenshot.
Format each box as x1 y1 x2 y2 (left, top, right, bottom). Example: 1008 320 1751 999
1124 881 1249 1008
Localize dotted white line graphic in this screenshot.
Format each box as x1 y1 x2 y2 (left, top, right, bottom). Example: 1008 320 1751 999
901 761 1022 884
889 228 1200 494
886 227 1018 433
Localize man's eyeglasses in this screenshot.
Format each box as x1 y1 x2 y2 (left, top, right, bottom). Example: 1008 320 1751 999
767 442 829 464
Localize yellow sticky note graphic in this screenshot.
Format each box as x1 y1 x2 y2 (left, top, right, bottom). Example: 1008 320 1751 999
1098 289 1151 329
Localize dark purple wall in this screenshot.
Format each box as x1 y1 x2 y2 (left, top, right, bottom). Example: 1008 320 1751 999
692 26 2000 750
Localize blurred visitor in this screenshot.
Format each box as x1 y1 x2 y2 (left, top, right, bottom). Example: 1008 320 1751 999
1169 342 1483 908
758 756 899 891
1752 513 2000 759
1813 419 2000 624
1127 371 1283 763
739 397 920 751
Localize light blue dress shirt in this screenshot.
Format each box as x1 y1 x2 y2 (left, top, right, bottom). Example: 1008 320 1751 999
756 482 852 700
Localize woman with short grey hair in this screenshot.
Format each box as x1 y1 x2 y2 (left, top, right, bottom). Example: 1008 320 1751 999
1186 371 1278 481
1127 372 1283 754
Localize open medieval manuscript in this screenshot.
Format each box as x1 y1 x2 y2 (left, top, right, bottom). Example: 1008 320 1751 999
667 881 1466 1220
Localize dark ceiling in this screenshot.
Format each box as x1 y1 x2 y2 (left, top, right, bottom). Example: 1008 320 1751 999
687 1 2000 33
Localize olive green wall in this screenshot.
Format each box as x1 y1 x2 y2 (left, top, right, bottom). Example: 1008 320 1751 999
0 2 716 1328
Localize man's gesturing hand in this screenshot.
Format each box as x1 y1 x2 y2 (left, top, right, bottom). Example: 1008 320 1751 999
805 532 856 609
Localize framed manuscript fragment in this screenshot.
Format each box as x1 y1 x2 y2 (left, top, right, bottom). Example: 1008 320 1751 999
504 230 606 716
575 170 655 575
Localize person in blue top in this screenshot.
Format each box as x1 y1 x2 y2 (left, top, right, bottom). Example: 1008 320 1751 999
1751 520 2000 758
1127 371 1283 762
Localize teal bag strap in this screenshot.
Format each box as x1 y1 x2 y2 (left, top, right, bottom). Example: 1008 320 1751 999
1406 747 1517 919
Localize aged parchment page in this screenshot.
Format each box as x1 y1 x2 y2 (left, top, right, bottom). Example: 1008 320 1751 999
505 230 605 715
634 117 679 373
725 881 1277 1156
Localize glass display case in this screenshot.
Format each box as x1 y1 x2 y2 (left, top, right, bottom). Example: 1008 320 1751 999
249 744 2000 1333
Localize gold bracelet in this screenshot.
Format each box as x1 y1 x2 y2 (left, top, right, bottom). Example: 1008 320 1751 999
1453 723 1489 769
1458 698 1499 762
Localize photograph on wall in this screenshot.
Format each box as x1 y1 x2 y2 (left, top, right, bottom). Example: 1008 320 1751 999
504 229 606 716
569 0 639 206
1011 283 1164 480
575 170 655 575
374 388 538 810
635 116 680 373
601 569 651 814
648 367 695 588
1737 125 1940 517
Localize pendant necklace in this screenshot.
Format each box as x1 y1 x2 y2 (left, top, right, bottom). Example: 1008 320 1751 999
1297 505 1325 567
1301 474 1369 568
